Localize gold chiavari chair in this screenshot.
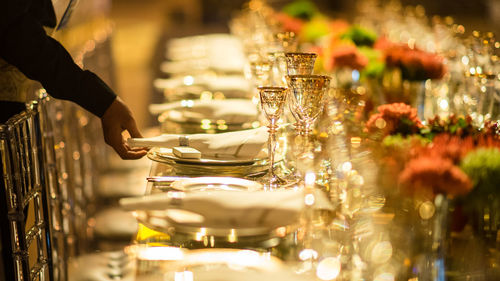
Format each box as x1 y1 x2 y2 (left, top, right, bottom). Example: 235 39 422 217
0 104 53 281
39 95 81 259
37 96 69 281
37 93 135 281
38 92 101 255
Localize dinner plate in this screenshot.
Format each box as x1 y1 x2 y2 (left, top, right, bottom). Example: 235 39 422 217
170 177 262 192
148 147 265 166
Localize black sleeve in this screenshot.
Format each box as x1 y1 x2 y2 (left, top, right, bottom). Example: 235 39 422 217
0 0 116 117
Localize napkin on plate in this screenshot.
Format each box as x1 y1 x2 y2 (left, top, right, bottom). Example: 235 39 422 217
127 127 268 159
149 99 258 124
119 188 334 229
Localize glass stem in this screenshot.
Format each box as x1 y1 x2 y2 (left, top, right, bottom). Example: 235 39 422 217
268 120 278 179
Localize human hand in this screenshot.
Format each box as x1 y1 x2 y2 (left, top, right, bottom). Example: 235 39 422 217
101 97 148 159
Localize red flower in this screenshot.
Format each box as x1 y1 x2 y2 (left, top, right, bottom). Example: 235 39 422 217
276 12 305 34
366 103 423 136
373 36 395 51
382 43 446 80
327 45 368 71
426 134 474 164
399 156 473 198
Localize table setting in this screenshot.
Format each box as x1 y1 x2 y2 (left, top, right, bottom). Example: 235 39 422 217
119 0 500 280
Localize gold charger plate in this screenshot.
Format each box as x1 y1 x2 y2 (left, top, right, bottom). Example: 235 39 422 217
147 148 274 177
149 147 260 166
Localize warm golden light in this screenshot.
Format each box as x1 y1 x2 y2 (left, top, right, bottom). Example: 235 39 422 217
135 246 185 261
299 249 318 261
316 257 341 280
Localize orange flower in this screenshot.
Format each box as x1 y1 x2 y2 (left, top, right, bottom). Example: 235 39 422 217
382 43 446 80
373 36 395 51
276 12 305 34
426 134 474 164
399 156 473 198
329 19 350 38
327 45 368 71
366 103 423 136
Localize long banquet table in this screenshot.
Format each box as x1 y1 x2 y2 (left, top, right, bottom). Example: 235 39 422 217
118 1 500 280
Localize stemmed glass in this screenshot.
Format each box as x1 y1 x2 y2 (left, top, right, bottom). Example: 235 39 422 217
286 75 331 180
284 53 318 75
258 86 288 189
286 75 331 135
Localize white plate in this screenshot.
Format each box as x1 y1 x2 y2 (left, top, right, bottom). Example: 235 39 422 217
170 177 262 192
149 147 266 166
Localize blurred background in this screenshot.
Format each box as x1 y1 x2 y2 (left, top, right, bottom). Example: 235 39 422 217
76 0 499 129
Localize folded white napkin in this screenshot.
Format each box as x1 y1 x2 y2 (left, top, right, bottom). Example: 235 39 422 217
120 188 334 229
127 127 268 159
149 99 258 124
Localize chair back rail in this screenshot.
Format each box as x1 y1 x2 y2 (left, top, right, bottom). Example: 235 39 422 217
0 108 52 281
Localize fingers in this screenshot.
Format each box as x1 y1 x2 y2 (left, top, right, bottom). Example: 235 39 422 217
112 140 148 160
105 127 147 160
125 143 149 152
101 98 147 159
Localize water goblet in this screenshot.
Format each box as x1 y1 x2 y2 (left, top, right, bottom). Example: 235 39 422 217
286 74 331 135
258 86 288 189
284 52 318 75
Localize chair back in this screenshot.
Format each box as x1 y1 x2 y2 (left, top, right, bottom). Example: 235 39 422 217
0 105 53 281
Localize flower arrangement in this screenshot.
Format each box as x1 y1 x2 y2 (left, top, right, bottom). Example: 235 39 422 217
461 147 500 196
365 103 500 199
377 41 447 81
365 103 423 137
324 44 369 71
399 155 472 198
340 25 378 47
275 12 305 34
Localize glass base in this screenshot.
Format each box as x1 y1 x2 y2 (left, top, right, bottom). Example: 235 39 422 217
257 172 299 190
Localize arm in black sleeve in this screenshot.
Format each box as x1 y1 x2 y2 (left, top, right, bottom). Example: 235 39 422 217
0 0 116 117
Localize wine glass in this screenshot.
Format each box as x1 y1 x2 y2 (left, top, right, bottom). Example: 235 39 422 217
258 86 288 189
286 75 331 135
284 53 318 75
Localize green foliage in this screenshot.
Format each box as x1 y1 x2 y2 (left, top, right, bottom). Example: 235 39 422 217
422 115 477 140
301 16 330 42
340 25 378 47
382 134 430 149
461 148 500 195
282 0 318 20
358 47 385 78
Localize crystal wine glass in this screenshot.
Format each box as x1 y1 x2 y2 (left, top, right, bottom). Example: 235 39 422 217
284 53 318 75
286 74 331 135
258 86 288 189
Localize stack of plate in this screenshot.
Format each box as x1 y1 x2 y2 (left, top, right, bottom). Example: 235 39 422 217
162 34 246 75
150 99 261 134
154 75 252 101
147 147 271 177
